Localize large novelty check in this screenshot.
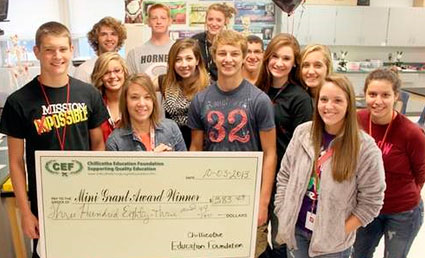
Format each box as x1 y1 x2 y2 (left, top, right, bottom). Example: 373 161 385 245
35 151 263 258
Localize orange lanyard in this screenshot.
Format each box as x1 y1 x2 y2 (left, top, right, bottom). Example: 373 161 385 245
368 111 395 149
39 79 70 150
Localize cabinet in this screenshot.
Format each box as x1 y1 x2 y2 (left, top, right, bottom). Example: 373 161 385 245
387 7 425 47
334 7 388 46
279 6 425 47
281 6 336 45
343 73 366 96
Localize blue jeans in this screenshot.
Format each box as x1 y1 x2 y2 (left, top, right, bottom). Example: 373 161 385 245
270 198 287 258
353 199 424 258
32 239 39 258
287 228 352 258
268 187 287 258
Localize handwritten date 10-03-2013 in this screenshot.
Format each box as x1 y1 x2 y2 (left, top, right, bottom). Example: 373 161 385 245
201 169 249 179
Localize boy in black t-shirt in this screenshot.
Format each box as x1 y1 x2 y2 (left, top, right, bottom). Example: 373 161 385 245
0 22 108 257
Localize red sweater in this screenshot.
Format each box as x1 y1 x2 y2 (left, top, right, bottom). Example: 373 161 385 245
358 110 425 213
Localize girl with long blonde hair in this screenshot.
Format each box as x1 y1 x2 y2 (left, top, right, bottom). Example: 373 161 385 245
274 74 385 258
299 44 333 98
91 52 129 141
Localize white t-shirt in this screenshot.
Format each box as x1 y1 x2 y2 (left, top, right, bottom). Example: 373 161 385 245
73 57 98 84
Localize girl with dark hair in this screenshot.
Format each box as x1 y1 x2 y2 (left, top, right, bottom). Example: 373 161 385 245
353 68 425 258
256 33 313 257
158 38 209 147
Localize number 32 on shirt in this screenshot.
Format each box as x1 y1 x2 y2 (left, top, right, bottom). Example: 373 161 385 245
207 109 250 143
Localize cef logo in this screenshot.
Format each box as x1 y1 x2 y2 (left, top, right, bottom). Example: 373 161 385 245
45 160 83 177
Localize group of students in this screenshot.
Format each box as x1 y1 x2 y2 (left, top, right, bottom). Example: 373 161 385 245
0 2 424 258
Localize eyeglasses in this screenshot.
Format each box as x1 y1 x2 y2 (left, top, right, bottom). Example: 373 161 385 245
103 68 123 78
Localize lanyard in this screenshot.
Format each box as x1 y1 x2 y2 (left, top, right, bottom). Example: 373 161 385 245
103 96 120 128
149 125 155 151
312 147 334 211
368 110 395 149
204 36 213 72
38 78 70 150
271 81 289 103
138 125 156 151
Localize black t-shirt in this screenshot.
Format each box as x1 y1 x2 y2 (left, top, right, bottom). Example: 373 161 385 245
268 83 313 165
192 32 217 81
0 76 108 215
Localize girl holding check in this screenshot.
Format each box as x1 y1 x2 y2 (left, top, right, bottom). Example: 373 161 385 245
106 74 186 152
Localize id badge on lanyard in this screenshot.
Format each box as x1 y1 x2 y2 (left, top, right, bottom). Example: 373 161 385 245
305 148 333 231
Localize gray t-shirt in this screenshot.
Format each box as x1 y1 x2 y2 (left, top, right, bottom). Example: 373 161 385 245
188 80 275 151
126 39 174 77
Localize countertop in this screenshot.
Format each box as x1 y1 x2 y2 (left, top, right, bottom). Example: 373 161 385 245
337 70 425 74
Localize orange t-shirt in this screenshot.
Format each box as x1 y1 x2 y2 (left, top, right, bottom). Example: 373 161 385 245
139 132 152 151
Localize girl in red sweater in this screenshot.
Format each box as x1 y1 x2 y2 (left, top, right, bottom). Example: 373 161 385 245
353 68 425 258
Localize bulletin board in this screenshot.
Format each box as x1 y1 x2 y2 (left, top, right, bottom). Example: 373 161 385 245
124 0 276 45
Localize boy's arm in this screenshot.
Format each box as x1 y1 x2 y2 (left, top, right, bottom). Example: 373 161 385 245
8 136 39 239
189 130 204 151
89 126 105 151
258 128 277 226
